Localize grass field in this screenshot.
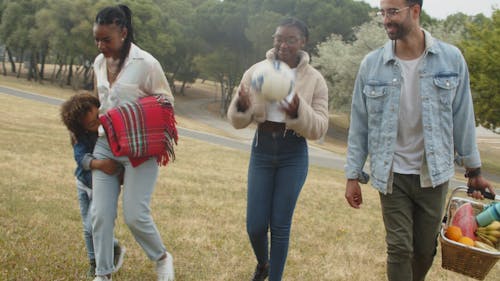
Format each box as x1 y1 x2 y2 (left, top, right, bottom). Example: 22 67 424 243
1 78 499 280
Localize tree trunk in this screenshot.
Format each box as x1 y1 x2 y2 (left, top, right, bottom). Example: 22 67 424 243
66 57 74 86
6 47 16 73
39 48 47 80
16 49 24 78
2 47 7 76
180 80 187 95
51 54 61 83
218 76 227 118
27 52 34 81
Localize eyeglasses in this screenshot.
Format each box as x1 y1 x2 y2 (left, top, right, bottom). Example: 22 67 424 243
272 35 301 46
376 6 410 18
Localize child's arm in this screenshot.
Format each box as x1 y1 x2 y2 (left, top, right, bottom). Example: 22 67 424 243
74 140 119 175
89 158 120 175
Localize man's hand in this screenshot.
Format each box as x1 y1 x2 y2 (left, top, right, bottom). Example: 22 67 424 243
467 175 495 199
345 179 363 209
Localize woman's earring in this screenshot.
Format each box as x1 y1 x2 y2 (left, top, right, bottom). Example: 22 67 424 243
121 38 125 41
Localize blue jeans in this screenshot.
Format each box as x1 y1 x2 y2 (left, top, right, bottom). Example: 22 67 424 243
91 136 167 276
247 130 308 281
77 180 95 261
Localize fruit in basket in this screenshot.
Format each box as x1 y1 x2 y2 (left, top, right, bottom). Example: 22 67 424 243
475 220 500 247
445 225 463 241
476 233 497 247
451 202 477 240
474 240 498 252
458 236 475 246
483 220 500 231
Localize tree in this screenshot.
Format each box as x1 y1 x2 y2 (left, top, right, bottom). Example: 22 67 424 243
313 17 386 113
244 10 282 63
460 10 500 132
193 0 251 115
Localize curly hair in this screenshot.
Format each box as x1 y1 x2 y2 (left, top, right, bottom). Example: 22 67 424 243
60 93 100 138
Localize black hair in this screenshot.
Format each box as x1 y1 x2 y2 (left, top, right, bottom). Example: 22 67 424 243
278 18 309 42
95 5 134 70
407 0 423 9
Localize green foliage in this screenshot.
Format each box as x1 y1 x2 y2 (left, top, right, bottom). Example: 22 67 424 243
313 17 386 113
2 0 495 121
459 10 500 132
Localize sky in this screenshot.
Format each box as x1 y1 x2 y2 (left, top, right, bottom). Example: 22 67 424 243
357 0 500 19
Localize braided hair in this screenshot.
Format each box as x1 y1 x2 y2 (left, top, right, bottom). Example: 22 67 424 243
278 18 309 43
95 5 135 71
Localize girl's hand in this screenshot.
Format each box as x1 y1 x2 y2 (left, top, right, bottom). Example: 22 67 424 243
282 94 299 118
237 85 251 112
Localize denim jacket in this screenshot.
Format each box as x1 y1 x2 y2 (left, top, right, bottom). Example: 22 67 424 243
345 29 481 194
74 133 97 188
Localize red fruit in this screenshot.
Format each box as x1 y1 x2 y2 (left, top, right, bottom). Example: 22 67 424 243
451 202 477 240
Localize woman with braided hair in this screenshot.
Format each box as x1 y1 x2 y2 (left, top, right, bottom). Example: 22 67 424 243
91 5 175 281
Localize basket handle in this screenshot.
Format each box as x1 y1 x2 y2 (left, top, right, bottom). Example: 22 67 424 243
442 186 499 225
467 187 498 200
442 186 468 225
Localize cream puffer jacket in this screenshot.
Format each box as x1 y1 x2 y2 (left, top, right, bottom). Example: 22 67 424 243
227 49 329 140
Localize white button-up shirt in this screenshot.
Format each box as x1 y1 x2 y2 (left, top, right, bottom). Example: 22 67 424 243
93 43 174 115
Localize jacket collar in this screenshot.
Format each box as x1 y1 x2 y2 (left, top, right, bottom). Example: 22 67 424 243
265 48 310 70
382 28 437 64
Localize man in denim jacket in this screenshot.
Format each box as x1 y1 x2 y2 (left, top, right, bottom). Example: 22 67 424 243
344 1 494 280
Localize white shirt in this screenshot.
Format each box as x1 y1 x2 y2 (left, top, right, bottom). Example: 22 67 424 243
93 43 174 114
393 55 424 174
266 68 296 122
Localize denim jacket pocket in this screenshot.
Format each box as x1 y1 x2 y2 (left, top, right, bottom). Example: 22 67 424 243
433 73 458 110
363 84 390 114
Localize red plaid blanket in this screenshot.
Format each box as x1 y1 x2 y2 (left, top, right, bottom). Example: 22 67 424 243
99 95 178 167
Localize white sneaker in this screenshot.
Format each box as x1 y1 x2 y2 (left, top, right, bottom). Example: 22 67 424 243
156 252 175 281
93 276 111 281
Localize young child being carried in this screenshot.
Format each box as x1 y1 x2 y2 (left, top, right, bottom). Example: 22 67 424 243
60 93 125 279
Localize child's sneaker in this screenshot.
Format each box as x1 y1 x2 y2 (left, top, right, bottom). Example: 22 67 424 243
113 244 126 273
156 252 174 281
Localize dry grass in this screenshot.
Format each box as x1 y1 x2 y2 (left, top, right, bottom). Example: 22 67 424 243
1 86 499 280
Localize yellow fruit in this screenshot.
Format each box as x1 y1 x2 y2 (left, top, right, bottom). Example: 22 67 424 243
474 240 498 252
485 221 500 231
445 225 463 241
458 236 475 246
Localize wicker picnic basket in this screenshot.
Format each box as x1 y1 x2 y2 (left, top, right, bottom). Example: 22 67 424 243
440 186 500 280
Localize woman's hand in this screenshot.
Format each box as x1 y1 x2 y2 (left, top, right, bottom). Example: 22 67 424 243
237 85 251 112
282 94 299 118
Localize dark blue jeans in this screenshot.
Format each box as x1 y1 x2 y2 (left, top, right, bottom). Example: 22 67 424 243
246 130 308 281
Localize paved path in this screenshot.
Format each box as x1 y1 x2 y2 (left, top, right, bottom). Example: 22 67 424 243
2 85 499 186
0 85 345 170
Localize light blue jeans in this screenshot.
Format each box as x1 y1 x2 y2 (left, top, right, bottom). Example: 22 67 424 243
76 179 120 263
91 136 167 276
247 130 308 281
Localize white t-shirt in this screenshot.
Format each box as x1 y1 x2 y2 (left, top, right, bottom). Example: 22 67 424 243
266 68 296 122
393 55 424 174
